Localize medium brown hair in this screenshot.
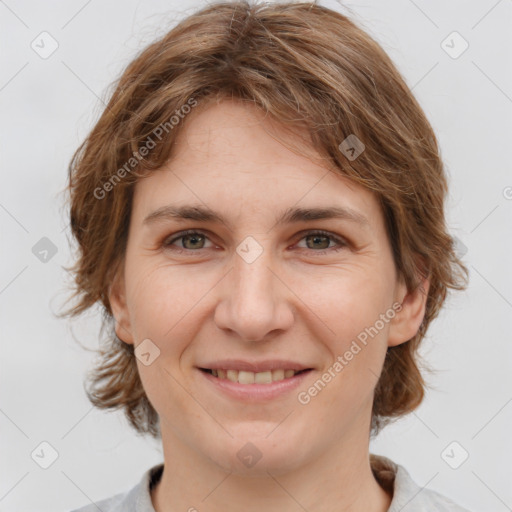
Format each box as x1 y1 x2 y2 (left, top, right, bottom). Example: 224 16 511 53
61 0 468 438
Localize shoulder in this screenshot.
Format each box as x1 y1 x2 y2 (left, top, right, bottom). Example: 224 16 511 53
69 463 164 512
370 453 472 512
70 489 129 512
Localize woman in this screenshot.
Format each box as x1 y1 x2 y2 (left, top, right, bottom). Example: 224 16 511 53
63 1 470 510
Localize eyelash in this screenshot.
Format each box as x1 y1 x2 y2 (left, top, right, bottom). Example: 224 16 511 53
162 229 348 256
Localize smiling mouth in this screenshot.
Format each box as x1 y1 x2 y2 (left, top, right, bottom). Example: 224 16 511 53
199 368 312 384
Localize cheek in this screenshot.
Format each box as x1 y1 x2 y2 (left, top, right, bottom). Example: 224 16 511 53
292 266 393 401
126 262 196 337
292 262 394 339
125 264 210 415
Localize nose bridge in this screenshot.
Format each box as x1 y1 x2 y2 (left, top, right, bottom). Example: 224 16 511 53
214 238 293 341
234 245 274 306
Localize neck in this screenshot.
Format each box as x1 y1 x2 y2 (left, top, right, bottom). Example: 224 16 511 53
151 425 391 512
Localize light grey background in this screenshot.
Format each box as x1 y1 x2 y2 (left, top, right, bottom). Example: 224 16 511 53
1 1 511 511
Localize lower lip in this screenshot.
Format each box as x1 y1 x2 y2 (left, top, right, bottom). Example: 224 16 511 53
197 369 313 402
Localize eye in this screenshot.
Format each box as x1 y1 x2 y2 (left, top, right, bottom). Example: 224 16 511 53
163 230 215 251
294 230 347 254
162 229 347 255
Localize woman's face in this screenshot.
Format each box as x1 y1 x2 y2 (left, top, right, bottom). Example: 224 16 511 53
110 99 425 475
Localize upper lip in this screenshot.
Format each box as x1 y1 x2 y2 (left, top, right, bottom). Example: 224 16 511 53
197 360 313 373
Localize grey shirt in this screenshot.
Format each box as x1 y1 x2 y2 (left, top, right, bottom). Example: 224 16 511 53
70 454 471 511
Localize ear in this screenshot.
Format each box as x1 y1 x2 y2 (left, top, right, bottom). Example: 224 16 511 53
387 274 430 347
108 263 135 345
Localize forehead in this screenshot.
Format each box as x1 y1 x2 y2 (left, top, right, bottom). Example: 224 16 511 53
170 99 321 173
132 99 381 228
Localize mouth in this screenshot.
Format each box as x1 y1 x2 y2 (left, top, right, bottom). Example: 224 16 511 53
197 366 314 402
198 367 312 384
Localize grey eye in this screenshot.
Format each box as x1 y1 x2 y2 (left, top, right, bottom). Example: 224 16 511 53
181 233 206 249
305 234 331 250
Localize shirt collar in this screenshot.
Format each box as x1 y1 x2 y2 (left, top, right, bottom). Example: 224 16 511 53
128 453 459 512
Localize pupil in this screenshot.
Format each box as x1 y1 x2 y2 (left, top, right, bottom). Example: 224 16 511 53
184 234 204 249
308 234 329 250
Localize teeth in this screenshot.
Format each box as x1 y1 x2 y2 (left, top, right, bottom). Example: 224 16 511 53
255 371 272 384
227 369 239 383
273 369 285 381
238 371 255 384
209 368 303 384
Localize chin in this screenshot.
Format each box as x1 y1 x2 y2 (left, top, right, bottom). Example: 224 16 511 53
205 431 309 476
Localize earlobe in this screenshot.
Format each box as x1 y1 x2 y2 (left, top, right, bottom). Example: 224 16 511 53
108 267 135 345
388 275 430 347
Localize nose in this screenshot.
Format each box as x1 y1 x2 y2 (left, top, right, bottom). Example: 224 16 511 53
213 243 294 342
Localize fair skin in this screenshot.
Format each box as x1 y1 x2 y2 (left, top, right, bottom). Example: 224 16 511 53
109 99 429 512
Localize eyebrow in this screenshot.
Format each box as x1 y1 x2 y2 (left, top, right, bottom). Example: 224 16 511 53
143 204 369 230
